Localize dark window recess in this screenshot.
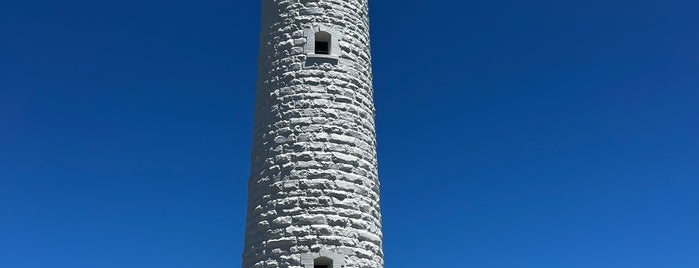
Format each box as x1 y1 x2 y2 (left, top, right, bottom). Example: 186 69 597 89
314 256 333 268
315 41 330 55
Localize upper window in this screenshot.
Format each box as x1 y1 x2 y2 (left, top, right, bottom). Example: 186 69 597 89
314 32 331 55
301 251 344 268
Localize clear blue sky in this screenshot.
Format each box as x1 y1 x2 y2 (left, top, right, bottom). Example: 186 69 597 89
1 0 698 267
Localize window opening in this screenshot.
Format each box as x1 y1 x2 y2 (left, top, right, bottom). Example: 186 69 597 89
314 257 333 268
315 32 331 55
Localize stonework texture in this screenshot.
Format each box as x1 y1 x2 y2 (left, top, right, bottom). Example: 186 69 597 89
243 0 383 268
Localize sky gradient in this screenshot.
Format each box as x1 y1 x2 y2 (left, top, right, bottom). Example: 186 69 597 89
2 0 698 267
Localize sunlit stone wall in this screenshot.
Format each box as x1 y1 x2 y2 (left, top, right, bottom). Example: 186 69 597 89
243 0 383 268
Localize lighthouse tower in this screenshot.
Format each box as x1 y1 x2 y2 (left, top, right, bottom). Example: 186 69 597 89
243 1 383 268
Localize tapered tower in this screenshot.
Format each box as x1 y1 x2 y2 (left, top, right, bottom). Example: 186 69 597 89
243 1 382 268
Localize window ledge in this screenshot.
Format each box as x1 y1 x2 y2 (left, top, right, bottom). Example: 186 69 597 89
307 54 339 60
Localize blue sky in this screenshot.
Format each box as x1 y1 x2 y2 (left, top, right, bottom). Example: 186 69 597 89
1 0 698 267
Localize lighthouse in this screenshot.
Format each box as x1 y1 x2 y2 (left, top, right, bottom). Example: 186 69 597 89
243 1 383 268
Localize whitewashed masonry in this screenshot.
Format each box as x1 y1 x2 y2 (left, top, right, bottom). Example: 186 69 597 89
243 0 383 268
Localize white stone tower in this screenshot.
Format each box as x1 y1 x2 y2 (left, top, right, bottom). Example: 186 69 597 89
243 1 382 268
